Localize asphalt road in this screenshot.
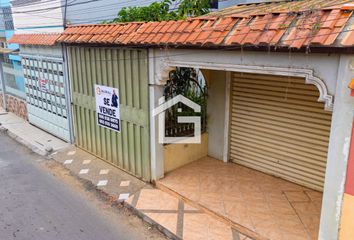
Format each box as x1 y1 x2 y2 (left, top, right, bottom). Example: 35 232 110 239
0 133 165 240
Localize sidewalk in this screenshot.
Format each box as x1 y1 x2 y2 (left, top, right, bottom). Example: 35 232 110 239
0 110 253 240
0 109 69 156
52 146 147 203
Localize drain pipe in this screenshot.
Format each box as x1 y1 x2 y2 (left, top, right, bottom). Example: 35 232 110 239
0 60 7 111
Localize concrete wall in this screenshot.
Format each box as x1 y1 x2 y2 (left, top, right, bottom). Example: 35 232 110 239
206 70 226 160
163 133 208 173
20 45 63 58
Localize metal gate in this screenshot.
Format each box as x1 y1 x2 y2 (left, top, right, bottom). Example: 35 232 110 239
22 55 71 141
229 72 332 191
68 46 150 181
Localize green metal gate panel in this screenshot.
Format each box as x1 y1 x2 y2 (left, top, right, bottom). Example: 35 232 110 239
68 46 150 181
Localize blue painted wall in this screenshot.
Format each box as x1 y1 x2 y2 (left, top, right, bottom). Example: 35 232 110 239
0 0 25 99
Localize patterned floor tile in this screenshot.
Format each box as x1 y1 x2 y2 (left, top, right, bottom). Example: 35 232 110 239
158 157 323 240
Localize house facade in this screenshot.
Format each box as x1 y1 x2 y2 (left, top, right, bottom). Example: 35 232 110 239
8 0 354 239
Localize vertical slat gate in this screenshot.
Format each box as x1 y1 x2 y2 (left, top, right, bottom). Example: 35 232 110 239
68 46 150 181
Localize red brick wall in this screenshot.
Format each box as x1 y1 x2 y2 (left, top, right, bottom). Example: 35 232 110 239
0 94 28 120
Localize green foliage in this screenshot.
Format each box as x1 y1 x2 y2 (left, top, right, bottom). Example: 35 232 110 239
164 67 208 134
112 0 177 22
177 0 211 19
110 0 211 23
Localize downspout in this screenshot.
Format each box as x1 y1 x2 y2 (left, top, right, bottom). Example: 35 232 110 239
0 60 7 111
63 0 68 27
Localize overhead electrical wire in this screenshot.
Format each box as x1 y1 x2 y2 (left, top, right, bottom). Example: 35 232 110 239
10 0 149 14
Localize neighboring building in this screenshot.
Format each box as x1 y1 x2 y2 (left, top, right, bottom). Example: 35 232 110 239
218 0 244 9
11 0 179 32
218 0 281 9
0 0 26 119
9 34 72 141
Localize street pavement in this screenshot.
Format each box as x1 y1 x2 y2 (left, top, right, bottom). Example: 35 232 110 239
0 133 165 240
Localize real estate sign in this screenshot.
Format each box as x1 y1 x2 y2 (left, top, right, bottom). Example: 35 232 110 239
95 84 120 132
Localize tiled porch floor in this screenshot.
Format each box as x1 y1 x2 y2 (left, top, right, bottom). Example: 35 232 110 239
158 157 323 240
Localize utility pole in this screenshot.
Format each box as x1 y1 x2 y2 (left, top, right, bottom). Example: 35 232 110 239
0 60 6 111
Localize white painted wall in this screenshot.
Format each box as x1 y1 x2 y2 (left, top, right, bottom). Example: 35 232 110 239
12 0 64 33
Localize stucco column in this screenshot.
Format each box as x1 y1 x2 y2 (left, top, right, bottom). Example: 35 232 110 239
149 49 168 181
319 55 354 240
149 84 164 180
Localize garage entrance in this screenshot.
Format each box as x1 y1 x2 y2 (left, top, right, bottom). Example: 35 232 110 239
229 72 332 191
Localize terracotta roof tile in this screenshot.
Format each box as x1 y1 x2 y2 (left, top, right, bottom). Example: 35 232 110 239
57 0 354 49
8 33 61 46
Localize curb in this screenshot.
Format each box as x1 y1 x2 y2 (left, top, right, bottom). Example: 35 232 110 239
124 201 181 240
0 125 51 157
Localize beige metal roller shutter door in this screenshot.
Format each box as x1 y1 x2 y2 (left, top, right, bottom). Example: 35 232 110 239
229 73 332 191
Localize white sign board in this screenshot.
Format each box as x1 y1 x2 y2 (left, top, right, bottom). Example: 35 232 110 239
95 84 120 132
